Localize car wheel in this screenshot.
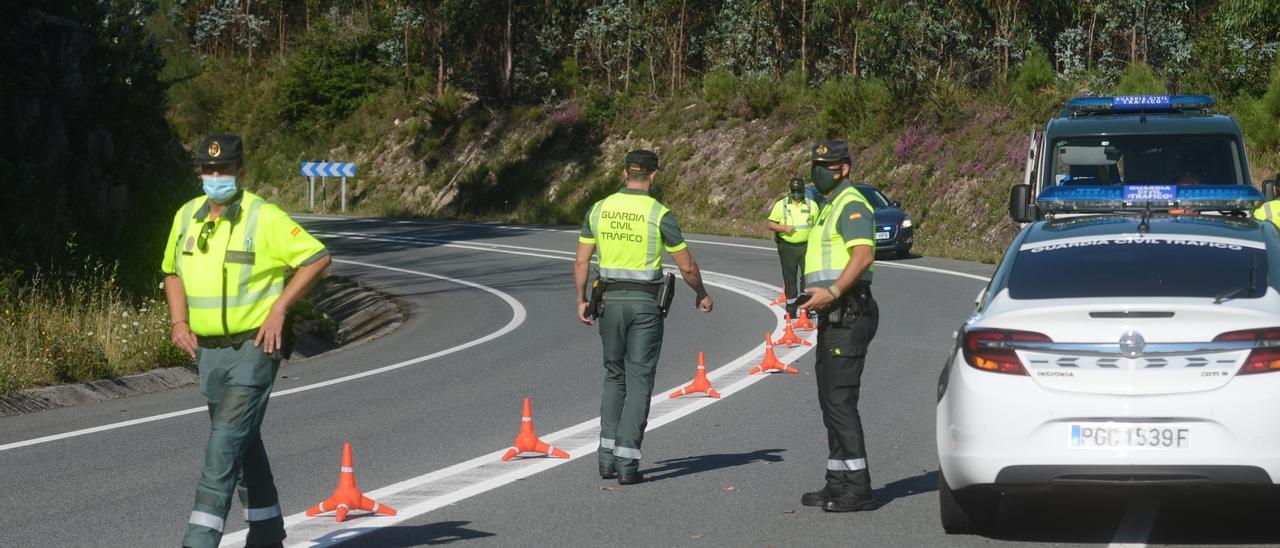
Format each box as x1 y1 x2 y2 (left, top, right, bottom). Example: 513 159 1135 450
897 247 912 259
939 471 998 535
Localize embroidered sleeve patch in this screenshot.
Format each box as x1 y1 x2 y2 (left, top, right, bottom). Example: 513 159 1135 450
291 226 302 237
848 213 862 220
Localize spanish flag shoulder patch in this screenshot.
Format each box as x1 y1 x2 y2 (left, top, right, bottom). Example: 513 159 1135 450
848 213 862 220
291 226 302 237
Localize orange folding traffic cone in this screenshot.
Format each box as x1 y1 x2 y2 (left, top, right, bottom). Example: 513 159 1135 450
791 310 816 332
775 313 813 348
501 397 570 461
770 292 787 307
749 333 800 374
305 443 397 522
669 352 721 399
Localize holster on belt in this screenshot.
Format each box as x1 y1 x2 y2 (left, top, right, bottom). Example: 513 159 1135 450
586 277 605 320
827 282 873 326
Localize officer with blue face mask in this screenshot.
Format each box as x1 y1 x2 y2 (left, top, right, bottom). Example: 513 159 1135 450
163 135 331 548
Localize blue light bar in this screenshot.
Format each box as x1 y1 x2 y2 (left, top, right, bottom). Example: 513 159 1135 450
1066 95 1215 116
1037 184 1261 213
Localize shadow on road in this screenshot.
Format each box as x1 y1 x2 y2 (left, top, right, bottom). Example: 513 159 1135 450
327 520 496 547
643 448 786 482
874 469 939 507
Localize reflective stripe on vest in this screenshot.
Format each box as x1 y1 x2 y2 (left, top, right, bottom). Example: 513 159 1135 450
591 193 667 282
174 200 197 278
804 185 875 287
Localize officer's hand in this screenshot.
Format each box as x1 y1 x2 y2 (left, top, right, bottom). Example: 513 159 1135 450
801 287 834 312
577 302 593 325
696 293 713 313
255 307 287 355
782 225 795 234
170 322 198 359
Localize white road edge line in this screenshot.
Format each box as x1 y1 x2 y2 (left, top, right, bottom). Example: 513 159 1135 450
222 231 819 547
1108 496 1158 548
0 261 527 452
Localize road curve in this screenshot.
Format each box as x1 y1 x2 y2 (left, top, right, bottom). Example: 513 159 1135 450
1 218 1276 547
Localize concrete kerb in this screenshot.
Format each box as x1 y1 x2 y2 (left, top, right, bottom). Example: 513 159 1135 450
0 275 404 417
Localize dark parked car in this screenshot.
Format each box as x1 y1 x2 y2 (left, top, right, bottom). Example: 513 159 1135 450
853 184 914 259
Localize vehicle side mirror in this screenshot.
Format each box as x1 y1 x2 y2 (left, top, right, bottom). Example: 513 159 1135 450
1267 179 1278 201
1009 184 1036 223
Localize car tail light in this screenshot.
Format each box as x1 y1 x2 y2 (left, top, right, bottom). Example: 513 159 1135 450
1214 328 1280 375
962 329 1051 376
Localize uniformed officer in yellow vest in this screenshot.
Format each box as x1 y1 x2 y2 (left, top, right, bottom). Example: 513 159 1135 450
1254 197 1280 227
797 140 880 512
574 149 714 485
162 135 331 548
767 176 819 301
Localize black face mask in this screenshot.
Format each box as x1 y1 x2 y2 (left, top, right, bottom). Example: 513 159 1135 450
811 165 842 193
790 192 805 201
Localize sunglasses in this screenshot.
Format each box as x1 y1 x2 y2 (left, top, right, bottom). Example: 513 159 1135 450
196 221 216 253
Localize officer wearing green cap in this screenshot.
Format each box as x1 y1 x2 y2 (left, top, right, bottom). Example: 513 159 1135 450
797 140 881 512
767 176 819 300
574 149 714 485
162 135 331 548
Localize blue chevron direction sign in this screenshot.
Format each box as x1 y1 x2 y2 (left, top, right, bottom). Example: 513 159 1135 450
300 161 356 177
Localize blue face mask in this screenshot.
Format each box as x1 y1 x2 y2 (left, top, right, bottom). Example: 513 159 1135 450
201 175 238 204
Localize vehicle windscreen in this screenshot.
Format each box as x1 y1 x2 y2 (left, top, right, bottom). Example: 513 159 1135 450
856 187 890 208
1007 236 1268 300
1051 134 1244 186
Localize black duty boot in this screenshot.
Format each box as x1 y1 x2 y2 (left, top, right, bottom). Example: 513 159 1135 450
800 485 843 507
599 465 617 479
617 472 645 485
822 492 878 512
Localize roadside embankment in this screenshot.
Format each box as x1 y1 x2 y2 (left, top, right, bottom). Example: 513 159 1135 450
0 275 403 416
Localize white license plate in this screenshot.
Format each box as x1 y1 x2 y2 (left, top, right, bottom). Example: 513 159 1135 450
874 231 891 240
1069 423 1190 450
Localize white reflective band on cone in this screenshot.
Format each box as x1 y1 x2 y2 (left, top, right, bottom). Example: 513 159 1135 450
189 511 225 532
245 504 282 521
599 438 616 450
613 446 641 459
826 458 867 471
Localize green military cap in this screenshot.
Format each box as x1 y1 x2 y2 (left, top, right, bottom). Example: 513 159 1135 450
197 134 244 165
788 176 806 193
811 140 851 163
625 149 660 173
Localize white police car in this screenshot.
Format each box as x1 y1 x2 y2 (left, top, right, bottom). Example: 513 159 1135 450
937 96 1279 535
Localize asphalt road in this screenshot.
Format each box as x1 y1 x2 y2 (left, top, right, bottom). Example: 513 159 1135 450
2 217 1278 547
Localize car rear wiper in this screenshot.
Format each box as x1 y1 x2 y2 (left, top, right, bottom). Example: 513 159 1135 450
1214 255 1258 304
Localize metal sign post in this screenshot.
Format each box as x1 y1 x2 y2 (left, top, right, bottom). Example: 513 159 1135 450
301 162 357 212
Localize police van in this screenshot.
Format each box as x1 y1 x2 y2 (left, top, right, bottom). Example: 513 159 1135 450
936 96 1280 535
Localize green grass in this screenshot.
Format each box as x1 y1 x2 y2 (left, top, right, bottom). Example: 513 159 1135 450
0 267 189 396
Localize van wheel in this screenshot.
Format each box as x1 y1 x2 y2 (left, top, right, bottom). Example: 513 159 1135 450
939 471 998 534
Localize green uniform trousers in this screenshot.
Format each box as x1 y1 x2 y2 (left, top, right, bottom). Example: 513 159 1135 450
815 293 879 497
776 239 807 300
596 290 664 475
183 341 285 548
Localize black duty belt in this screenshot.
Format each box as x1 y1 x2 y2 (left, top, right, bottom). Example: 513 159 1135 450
198 329 259 349
603 281 660 295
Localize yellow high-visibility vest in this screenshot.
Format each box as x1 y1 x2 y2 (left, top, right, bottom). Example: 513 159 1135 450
805 184 876 287
768 195 819 243
161 191 327 336
581 191 685 283
1254 200 1280 227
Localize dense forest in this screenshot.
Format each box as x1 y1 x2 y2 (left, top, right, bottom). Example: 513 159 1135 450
1 0 1278 393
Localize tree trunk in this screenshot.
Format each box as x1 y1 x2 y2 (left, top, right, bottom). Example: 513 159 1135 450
503 0 514 101
852 26 859 78
1087 11 1095 71
1130 25 1136 64
624 16 632 95
776 0 785 67
800 0 807 82
246 0 254 64
678 0 687 91
305 1 310 32
278 0 285 58
437 19 446 96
